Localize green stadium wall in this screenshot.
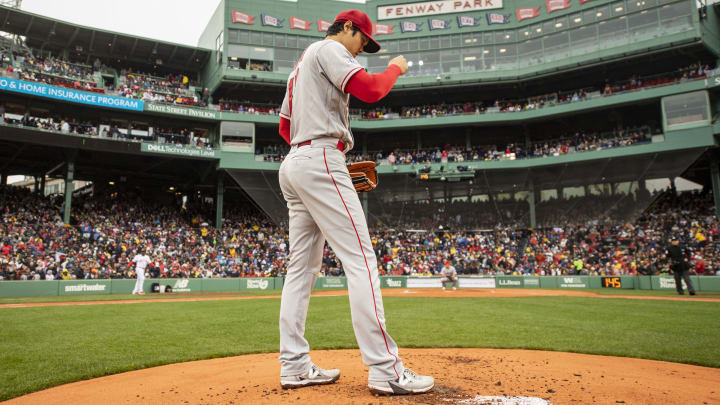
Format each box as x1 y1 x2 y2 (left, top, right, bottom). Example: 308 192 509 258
2 276 720 297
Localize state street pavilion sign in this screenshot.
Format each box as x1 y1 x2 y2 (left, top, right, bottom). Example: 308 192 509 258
378 0 503 20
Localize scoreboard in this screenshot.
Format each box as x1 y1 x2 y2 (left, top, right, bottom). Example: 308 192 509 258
601 277 622 288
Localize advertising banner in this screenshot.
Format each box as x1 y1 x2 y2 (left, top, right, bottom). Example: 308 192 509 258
400 21 423 32
0 77 143 111
652 276 701 290
242 278 274 290
523 277 540 288
546 0 571 13
457 15 481 27
58 280 112 295
141 143 219 158
407 277 442 288
290 16 311 30
261 14 284 28
381 276 406 288
167 278 202 293
516 7 540 21
558 276 589 288
232 11 255 24
486 13 511 24
458 277 496 288
428 19 450 30
378 0 503 20
374 24 395 35
145 103 219 120
317 19 332 32
314 277 348 289
495 276 524 288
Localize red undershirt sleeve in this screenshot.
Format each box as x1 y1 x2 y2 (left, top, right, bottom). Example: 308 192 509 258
279 116 291 145
345 64 402 103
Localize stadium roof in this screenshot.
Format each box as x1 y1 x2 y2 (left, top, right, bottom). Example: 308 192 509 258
0 6 211 71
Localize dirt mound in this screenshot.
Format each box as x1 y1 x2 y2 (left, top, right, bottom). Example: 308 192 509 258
5 348 719 405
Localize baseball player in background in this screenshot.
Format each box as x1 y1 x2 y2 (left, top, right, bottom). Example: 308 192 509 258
276 9 434 395
131 249 152 295
440 260 458 291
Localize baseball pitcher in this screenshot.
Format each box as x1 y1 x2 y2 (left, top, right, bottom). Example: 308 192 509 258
276 9 434 396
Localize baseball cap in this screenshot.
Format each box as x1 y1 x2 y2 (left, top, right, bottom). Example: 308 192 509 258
334 10 380 54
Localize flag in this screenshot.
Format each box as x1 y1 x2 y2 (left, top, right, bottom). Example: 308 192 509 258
374 24 394 35
290 16 311 30
400 21 423 33
516 7 540 21
457 15 481 27
317 19 332 32
546 0 571 13
486 13 511 24
428 19 450 30
261 13 284 28
232 11 255 25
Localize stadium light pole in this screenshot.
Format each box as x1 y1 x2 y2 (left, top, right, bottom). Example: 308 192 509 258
711 158 720 217
216 174 224 230
528 180 536 229
63 161 74 225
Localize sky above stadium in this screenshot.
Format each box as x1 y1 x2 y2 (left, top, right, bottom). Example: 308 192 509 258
20 0 365 47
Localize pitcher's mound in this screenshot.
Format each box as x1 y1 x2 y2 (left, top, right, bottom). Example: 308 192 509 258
5 348 719 404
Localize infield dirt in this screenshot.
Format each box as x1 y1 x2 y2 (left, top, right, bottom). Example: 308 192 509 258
4 348 718 405
2 287 719 308
3 288 719 404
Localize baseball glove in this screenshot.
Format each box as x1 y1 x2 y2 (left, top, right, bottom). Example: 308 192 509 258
347 161 378 193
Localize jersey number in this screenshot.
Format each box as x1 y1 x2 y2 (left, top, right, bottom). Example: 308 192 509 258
288 69 298 116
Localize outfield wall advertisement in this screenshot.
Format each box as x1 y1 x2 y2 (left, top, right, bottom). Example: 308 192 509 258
0 77 144 111
2 276 720 297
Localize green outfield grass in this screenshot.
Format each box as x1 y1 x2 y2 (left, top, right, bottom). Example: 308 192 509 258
1 295 719 401
553 288 720 296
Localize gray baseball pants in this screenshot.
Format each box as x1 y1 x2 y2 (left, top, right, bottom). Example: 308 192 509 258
278 138 404 382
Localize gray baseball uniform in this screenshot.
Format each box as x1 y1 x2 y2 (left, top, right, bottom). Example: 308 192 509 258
441 264 458 288
278 39 405 382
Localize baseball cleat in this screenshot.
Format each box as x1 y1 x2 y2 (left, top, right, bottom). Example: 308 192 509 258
368 368 434 395
442 287 446 291
281 364 340 389
452 287 456 291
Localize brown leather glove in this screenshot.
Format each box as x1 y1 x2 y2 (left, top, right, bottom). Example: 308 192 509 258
347 161 378 193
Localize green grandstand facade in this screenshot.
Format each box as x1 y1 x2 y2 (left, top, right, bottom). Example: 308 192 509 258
0 0 719 229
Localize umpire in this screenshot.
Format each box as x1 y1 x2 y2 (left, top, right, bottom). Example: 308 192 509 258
666 237 696 296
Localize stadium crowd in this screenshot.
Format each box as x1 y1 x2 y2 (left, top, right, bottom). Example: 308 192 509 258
13 54 102 93
356 63 714 120
115 70 207 107
2 184 719 281
219 63 714 120
1 52 206 106
259 125 655 163
0 109 213 148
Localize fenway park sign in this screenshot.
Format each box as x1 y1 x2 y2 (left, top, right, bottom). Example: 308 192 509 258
378 0 503 20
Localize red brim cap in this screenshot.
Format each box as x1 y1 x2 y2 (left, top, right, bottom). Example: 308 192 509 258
334 9 381 54
361 30 380 54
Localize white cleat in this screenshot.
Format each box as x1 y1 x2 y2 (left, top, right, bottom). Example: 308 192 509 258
442 287 446 291
368 368 434 395
281 363 340 389
452 287 456 291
